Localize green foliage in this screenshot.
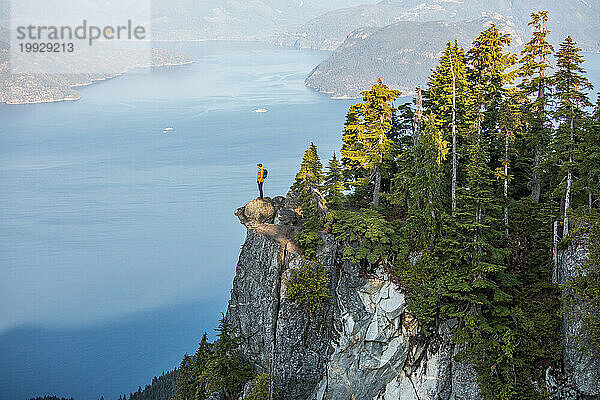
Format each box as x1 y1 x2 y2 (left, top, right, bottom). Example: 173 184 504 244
205 317 254 397
285 259 332 314
126 370 177 400
424 41 471 144
324 153 345 209
551 36 594 214
329 208 395 265
285 11 599 400
173 355 196 400
518 11 554 202
292 142 325 218
392 117 448 247
173 316 253 400
28 397 74 400
292 144 328 258
296 216 324 259
341 79 402 206
243 374 280 400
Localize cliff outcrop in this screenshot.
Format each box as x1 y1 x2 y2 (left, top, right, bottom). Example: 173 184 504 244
226 196 599 400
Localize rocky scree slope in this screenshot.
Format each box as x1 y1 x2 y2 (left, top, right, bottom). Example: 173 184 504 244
225 194 599 400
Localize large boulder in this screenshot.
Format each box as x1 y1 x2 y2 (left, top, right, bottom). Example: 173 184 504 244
235 198 276 228
236 193 300 228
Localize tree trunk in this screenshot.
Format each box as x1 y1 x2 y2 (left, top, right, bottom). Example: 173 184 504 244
504 134 509 237
413 86 423 145
553 220 559 278
450 51 458 215
563 115 574 237
531 148 541 203
531 62 546 204
373 166 381 207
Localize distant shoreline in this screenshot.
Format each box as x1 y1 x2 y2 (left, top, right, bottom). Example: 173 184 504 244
1 54 194 106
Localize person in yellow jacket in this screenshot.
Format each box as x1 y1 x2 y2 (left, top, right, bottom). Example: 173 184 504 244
257 163 268 199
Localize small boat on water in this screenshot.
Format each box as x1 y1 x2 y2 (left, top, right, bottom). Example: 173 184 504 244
254 108 268 113
161 127 174 134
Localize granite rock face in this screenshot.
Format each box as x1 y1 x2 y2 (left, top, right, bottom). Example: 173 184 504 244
549 237 600 400
227 198 482 400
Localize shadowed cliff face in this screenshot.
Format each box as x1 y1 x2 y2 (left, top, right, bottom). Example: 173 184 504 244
227 196 599 400
548 238 600 400
229 194 334 399
227 195 481 400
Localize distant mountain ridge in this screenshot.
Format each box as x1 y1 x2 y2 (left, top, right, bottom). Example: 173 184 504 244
305 17 520 98
277 0 600 51
150 0 381 41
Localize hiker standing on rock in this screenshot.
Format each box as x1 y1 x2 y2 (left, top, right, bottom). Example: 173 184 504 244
257 163 268 199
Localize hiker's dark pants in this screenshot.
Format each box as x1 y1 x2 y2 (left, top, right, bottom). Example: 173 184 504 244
258 181 263 198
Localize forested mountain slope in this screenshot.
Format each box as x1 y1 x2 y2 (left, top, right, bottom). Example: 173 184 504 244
305 17 519 98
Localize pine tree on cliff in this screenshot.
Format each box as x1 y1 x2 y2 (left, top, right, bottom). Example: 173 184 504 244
462 24 514 247
192 332 212 399
205 315 253 398
519 11 554 203
292 142 325 217
581 96 600 211
497 88 523 236
173 354 196 400
424 41 470 214
552 36 593 236
395 117 449 246
341 79 401 207
467 24 516 137
324 153 345 209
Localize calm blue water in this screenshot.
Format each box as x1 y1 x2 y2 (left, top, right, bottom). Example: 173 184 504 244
0 41 353 400
1 42 598 400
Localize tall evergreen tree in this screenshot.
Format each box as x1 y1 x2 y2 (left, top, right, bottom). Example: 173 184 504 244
424 41 470 214
581 96 600 210
192 333 212 399
173 355 196 400
292 143 325 217
396 116 449 246
519 11 554 203
552 36 593 236
341 79 401 207
323 153 345 209
463 24 515 247
206 316 253 398
497 89 523 235
467 24 516 139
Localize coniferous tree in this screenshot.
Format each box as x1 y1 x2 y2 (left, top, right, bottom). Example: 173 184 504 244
552 36 593 236
192 333 212 399
341 79 401 207
323 153 345 209
173 355 196 400
519 11 554 202
467 24 516 138
396 116 449 246
292 143 325 217
206 315 253 398
581 96 600 210
424 41 470 214
463 24 515 249
497 88 523 235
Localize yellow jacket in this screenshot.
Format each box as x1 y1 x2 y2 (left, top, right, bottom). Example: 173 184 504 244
257 166 265 183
